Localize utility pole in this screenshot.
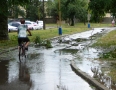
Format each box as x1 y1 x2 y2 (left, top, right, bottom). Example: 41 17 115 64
87 0 91 28
43 0 45 30
59 0 61 27
58 0 62 35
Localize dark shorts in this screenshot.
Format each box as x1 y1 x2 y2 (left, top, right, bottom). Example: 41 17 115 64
18 37 30 46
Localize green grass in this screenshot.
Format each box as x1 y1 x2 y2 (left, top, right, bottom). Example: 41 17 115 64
92 26 116 84
93 30 116 48
108 67 116 83
0 23 111 49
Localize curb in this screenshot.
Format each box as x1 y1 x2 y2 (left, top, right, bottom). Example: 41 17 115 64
70 61 109 90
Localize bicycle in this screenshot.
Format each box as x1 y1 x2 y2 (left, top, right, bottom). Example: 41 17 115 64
19 41 27 62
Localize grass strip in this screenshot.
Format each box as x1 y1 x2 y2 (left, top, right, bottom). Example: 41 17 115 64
0 23 111 49
93 30 116 48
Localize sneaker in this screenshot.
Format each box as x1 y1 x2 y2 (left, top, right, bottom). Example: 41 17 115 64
25 47 28 51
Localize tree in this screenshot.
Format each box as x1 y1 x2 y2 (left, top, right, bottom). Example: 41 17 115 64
76 7 88 25
75 0 88 25
61 0 77 26
88 0 116 22
106 0 116 19
88 0 106 23
60 0 88 26
0 0 30 40
46 0 59 20
26 0 42 21
46 0 88 26
8 5 26 18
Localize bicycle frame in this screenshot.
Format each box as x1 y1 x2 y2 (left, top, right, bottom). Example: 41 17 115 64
19 42 26 62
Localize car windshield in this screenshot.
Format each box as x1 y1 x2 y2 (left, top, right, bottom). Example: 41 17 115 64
12 23 20 27
25 22 31 24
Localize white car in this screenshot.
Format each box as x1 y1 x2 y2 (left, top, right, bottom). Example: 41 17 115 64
36 20 43 29
25 21 42 30
8 21 33 30
8 24 18 32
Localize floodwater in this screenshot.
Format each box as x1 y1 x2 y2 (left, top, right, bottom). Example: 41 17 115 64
0 27 116 90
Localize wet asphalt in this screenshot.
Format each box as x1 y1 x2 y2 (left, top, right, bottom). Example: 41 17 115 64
0 27 116 90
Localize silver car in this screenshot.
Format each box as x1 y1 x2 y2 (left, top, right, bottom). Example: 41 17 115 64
8 24 18 32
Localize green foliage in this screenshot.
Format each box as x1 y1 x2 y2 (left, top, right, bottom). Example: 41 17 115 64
2 0 30 15
108 0 116 18
8 5 26 18
8 0 30 6
76 7 88 25
26 0 43 21
34 36 41 45
8 0 41 20
0 0 30 40
46 0 59 19
34 36 52 48
64 0 88 25
46 0 88 26
45 39 52 48
99 50 116 60
88 0 106 23
88 0 116 22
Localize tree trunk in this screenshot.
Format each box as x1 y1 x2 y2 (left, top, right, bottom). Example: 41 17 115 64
70 16 74 26
0 0 9 40
70 13 75 26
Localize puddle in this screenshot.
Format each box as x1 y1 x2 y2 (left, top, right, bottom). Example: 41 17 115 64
0 27 116 90
0 60 9 84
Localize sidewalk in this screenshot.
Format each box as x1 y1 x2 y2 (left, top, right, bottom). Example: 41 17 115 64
70 61 109 90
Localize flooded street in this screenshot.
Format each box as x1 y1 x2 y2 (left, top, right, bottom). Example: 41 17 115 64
0 27 116 90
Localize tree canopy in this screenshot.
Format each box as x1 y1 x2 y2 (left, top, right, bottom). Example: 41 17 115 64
0 0 30 40
26 0 43 21
88 0 116 22
46 0 88 26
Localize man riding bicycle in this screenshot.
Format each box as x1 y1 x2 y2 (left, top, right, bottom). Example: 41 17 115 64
18 19 32 50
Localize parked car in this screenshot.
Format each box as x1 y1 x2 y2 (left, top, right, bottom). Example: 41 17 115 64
8 24 18 32
36 20 43 29
25 21 42 30
9 21 20 27
8 21 33 30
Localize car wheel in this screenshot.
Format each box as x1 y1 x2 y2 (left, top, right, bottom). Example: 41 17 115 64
9 29 11 32
32 27 34 30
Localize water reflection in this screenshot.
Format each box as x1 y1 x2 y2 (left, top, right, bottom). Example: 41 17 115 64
0 59 32 90
19 61 30 83
0 60 9 84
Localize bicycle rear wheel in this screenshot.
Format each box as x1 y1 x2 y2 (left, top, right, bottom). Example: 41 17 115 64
23 47 26 58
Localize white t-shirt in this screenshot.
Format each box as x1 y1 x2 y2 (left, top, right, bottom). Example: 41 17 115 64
18 24 28 37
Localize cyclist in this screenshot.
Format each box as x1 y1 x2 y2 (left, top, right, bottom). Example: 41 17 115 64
18 19 32 50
